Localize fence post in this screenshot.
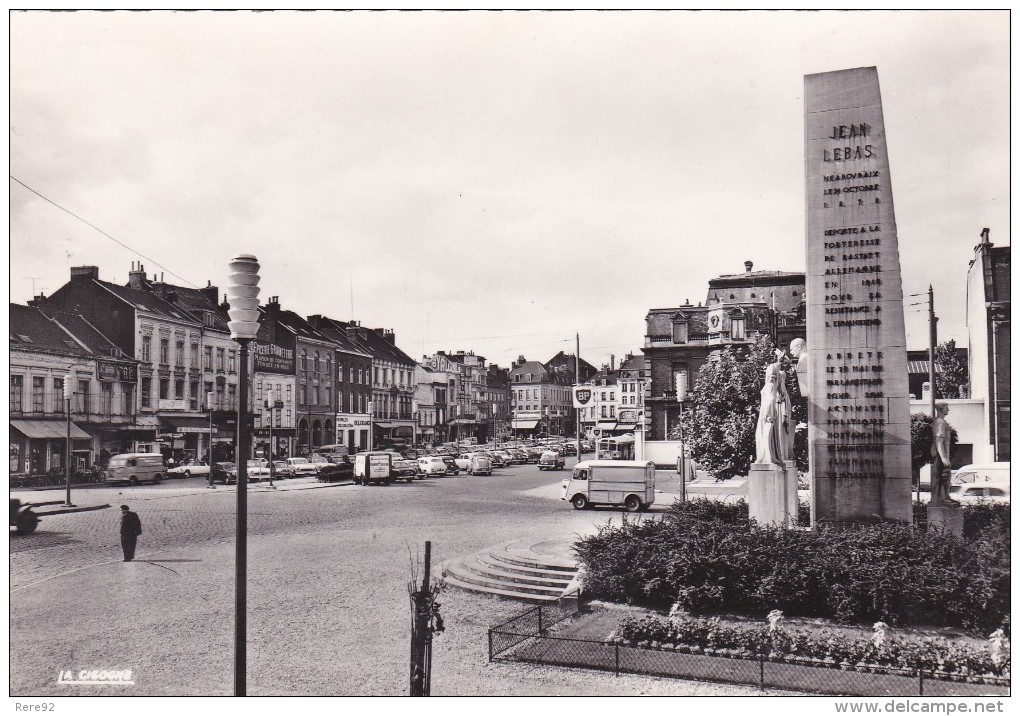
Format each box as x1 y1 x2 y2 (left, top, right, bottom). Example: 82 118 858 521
918 668 924 696
488 629 493 662
759 654 765 691
538 605 543 636
615 643 620 677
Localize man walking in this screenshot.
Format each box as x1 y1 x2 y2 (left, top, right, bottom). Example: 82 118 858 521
120 505 142 562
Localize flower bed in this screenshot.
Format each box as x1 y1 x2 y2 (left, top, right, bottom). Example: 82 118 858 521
613 610 1011 682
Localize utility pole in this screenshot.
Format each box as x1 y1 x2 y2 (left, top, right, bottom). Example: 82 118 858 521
575 333 581 461
410 541 443 696
925 284 938 504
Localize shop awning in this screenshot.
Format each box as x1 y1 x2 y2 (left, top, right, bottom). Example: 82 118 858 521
907 361 940 374
597 421 618 431
10 419 91 440
374 422 396 429
160 415 213 431
512 419 540 430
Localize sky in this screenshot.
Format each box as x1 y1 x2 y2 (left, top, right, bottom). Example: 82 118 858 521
8 10 1010 371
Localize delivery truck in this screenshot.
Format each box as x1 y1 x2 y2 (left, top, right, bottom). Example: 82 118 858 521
354 452 392 486
561 459 655 512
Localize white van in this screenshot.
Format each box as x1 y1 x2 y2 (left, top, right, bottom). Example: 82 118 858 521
354 452 392 486
104 453 165 485
562 460 656 512
953 463 1010 485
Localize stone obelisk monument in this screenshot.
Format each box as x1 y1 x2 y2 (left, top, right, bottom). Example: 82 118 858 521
804 67 912 528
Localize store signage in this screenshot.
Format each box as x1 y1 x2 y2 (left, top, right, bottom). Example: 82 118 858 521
97 360 138 382
336 413 370 428
177 427 212 434
253 342 295 375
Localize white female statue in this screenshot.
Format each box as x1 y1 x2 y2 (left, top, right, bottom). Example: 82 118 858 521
755 349 791 466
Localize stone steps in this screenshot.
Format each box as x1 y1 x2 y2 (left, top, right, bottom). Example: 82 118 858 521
442 539 580 603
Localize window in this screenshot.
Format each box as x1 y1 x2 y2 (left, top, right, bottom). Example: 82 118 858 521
191 342 199 368
175 379 185 400
123 384 134 414
77 380 90 413
101 382 113 414
298 384 307 405
609 405 616 418
142 335 152 362
227 384 237 410
32 376 45 412
141 377 151 408
216 348 225 372
228 350 237 373
731 318 745 341
325 354 332 380
204 346 213 371
301 350 308 372
53 378 65 413
158 378 169 400
160 338 169 365
374 367 379 384
672 322 688 344
313 352 320 373
312 385 320 406
601 406 607 418
176 340 185 366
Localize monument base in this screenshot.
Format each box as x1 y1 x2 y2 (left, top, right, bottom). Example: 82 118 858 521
927 504 964 537
748 461 798 528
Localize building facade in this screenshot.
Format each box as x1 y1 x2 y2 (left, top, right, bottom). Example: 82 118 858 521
306 315 374 452
642 261 806 440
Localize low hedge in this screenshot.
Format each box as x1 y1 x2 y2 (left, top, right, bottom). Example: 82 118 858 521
575 499 1009 632
613 612 1011 679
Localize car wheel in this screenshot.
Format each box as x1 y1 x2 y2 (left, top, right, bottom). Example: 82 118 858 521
184 471 191 479
15 511 39 535
625 495 641 513
571 494 588 510
129 476 139 486
153 474 162 484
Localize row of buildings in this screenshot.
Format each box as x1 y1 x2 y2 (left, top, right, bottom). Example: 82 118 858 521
10 232 1009 476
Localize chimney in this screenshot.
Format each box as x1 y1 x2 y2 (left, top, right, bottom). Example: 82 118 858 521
744 260 753 273
70 266 99 281
201 281 218 307
610 354 615 371
128 262 146 289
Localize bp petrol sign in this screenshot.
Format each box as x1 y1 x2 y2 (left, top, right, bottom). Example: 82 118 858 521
572 386 594 409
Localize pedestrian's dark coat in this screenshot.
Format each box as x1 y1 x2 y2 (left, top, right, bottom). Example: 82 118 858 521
120 506 142 561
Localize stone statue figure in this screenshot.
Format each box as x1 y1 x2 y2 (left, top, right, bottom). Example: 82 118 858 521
789 338 809 398
929 401 957 506
755 350 791 466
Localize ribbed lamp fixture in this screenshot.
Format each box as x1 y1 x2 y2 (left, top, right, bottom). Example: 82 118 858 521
227 254 261 340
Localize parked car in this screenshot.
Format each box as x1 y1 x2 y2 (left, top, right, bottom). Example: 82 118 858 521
466 453 493 476
538 450 566 471
273 461 297 478
211 462 237 484
484 451 507 468
354 452 392 486
391 458 420 482
417 456 449 477
953 463 1010 485
494 450 518 466
318 456 354 482
284 457 320 477
948 482 1010 503
168 459 210 479
246 459 273 482
441 456 460 476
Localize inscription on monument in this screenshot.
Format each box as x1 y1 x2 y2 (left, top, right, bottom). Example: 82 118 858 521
804 67 912 526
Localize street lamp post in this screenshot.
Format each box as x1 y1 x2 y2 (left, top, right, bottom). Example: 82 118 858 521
675 373 688 503
226 254 261 697
368 401 374 451
208 391 216 489
267 387 275 488
63 372 73 506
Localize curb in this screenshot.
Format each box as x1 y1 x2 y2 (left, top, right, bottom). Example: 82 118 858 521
33 503 112 517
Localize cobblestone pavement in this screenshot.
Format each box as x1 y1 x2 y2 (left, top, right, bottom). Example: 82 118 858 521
10 465 758 697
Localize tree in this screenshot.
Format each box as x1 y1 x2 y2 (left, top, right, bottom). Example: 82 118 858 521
675 336 805 480
934 339 968 399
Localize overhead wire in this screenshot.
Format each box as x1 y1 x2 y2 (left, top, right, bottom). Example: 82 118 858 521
10 175 199 288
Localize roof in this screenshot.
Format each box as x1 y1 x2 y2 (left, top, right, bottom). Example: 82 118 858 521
10 304 92 357
304 315 373 358
41 307 126 358
272 308 334 346
510 361 548 383
95 279 199 324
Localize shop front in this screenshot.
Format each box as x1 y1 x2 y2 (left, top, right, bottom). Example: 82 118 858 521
158 415 216 464
10 418 93 476
252 427 295 461
336 413 370 452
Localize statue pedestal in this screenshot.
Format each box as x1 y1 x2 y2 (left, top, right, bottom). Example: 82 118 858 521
927 504 964 537
749 461 799 528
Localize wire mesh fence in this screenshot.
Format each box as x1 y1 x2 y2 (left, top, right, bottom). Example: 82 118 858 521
489 609 1010 697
